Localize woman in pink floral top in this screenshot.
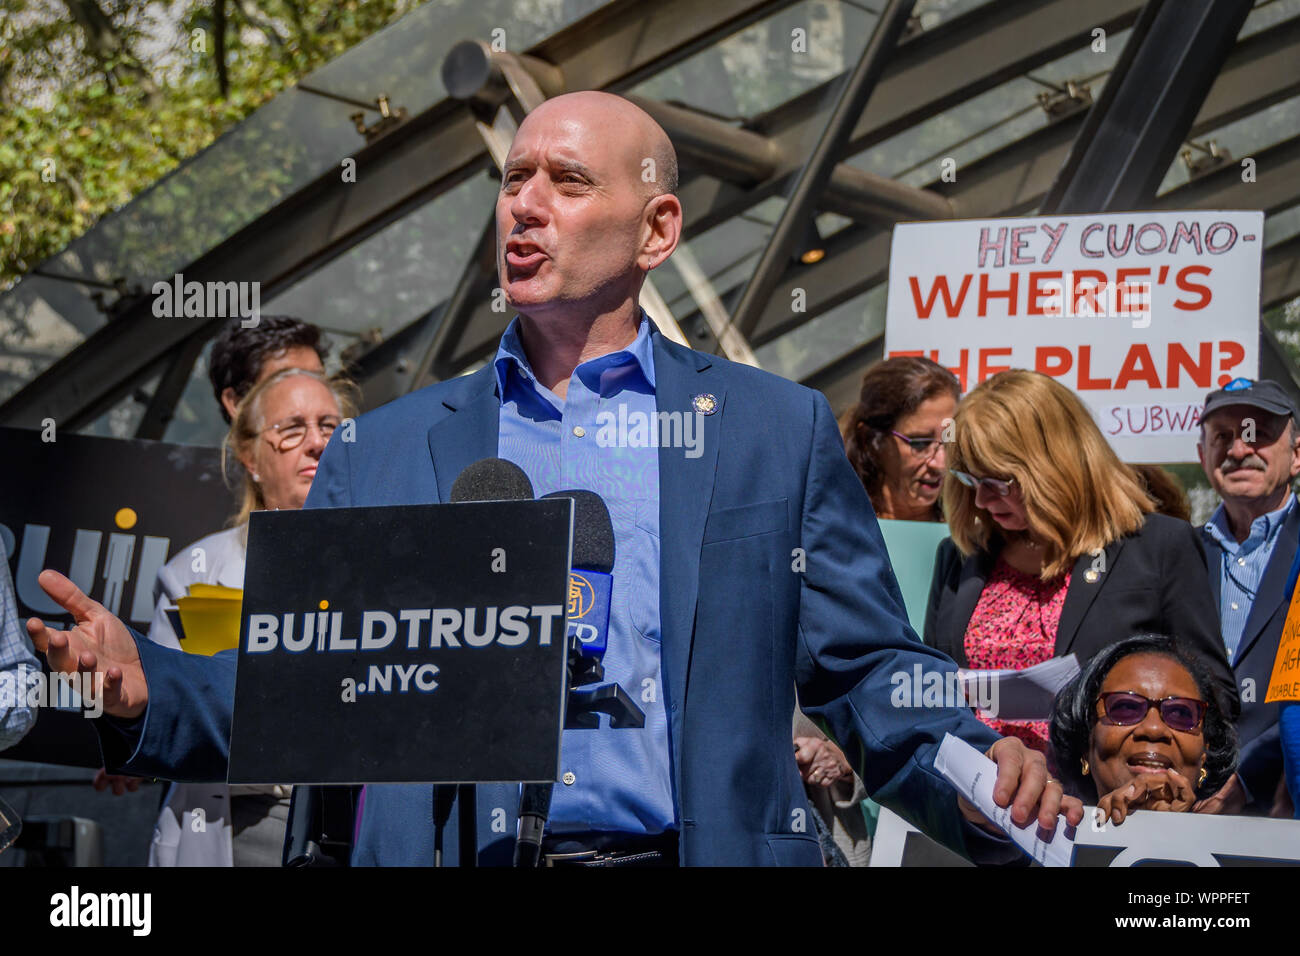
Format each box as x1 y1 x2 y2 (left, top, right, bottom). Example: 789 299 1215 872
964 561 1070 751
924 371 1238 762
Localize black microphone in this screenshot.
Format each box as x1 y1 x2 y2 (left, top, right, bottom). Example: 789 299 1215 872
540 490 642 731
450 457 535 503
442 458 535 866
541 489 614 660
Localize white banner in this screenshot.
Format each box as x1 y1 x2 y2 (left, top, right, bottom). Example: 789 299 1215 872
870 806 1300 867
884 211 1264 463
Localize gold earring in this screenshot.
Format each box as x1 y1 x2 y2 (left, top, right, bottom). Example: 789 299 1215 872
1198 767 1207 786
1080 758 1090 776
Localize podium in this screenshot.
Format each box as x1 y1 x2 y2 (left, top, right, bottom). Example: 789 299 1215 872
228 499 573 786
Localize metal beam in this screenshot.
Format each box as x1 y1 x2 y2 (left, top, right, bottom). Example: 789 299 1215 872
0 0 788 428
701 0 913 344
382 0 1300 381
7 0 1142 410
693 1 1300 349
0 101 488 429
1263 233 1300 312
1040 0 1255 214
134 333 209 440
669 0 1143 240
631 94 953 224
1189 10 1300 139
1152 134 1300 215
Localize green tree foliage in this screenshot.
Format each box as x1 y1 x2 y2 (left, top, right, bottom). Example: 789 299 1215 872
0 0 425 288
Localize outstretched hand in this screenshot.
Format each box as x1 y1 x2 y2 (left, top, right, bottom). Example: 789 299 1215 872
25 570 148 720
959 736 1085 833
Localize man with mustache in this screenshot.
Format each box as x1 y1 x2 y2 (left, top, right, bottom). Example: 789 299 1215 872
1198 377 1300 815
29 91 1083 865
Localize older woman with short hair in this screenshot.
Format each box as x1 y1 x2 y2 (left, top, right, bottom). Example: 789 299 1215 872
925 370 1237 752
1051 634 1237 822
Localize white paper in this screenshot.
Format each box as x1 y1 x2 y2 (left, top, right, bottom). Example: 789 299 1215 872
957 654 1080 722
933 732 1075 867
871 803 1300 867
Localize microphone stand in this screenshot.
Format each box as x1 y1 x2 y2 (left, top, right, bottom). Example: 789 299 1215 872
513 636 645 866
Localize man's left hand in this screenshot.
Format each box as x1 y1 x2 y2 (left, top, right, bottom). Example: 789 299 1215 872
958 737 1084 833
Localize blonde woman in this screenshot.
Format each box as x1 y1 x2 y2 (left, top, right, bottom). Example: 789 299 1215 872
923 370 1236 752
146 367 356 866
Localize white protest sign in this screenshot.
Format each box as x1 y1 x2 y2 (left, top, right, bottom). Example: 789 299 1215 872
870 806 1300 867
884 211 1264 463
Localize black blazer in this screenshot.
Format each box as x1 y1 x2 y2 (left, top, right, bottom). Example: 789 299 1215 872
1201 500 1300 807
924 512 1239 719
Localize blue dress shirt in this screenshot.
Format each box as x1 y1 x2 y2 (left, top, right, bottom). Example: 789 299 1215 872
1204 492 1296 663
493 314 674 835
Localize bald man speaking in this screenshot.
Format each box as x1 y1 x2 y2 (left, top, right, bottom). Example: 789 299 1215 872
31 92 1081 866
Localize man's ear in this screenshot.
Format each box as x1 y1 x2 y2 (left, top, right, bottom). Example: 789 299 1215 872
221 387 240 422
638 193 682 272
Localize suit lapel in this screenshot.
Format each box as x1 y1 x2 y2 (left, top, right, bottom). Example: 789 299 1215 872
653 333 723 764
1234 501 1300 665
1054 536 1126 657
426 364 501 502
1203 527 1224 610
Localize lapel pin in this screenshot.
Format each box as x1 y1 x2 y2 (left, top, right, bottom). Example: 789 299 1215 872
1084 569 1100 583
692 393 718 416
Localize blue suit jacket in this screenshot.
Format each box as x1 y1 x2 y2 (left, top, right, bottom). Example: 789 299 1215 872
100 328 1004 865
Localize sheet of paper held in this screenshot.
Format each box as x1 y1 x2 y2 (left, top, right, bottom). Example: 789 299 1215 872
956 654 1080 721
933 733 1075 867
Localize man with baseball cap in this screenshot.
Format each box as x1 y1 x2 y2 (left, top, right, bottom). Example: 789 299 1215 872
1197 376 1300 815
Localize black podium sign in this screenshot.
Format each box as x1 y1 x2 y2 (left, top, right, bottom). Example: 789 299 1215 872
1 426 230 769
227 499 573 785
1 426 229 629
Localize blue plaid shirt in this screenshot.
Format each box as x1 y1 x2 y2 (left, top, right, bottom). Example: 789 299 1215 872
0 536 40 750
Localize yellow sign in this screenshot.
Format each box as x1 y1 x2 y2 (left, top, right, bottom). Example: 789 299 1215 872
1265 580 1300 703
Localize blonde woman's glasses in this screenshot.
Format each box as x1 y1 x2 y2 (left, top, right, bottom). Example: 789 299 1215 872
949 469 1015 496
261 415 341 452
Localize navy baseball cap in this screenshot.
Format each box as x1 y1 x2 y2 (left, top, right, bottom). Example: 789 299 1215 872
1200 377 1300 423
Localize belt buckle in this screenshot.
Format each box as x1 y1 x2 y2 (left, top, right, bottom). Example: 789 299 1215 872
542 848 601 867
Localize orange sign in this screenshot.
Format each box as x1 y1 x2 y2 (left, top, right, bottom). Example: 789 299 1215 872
1265 580 1300 703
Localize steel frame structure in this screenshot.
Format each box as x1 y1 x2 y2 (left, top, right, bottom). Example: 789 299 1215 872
3 0 1298 439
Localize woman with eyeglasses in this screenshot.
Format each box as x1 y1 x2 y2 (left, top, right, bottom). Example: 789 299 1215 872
840 356 960 521
145 367 357 866
1050 634 1237 821
924 370 1237 753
